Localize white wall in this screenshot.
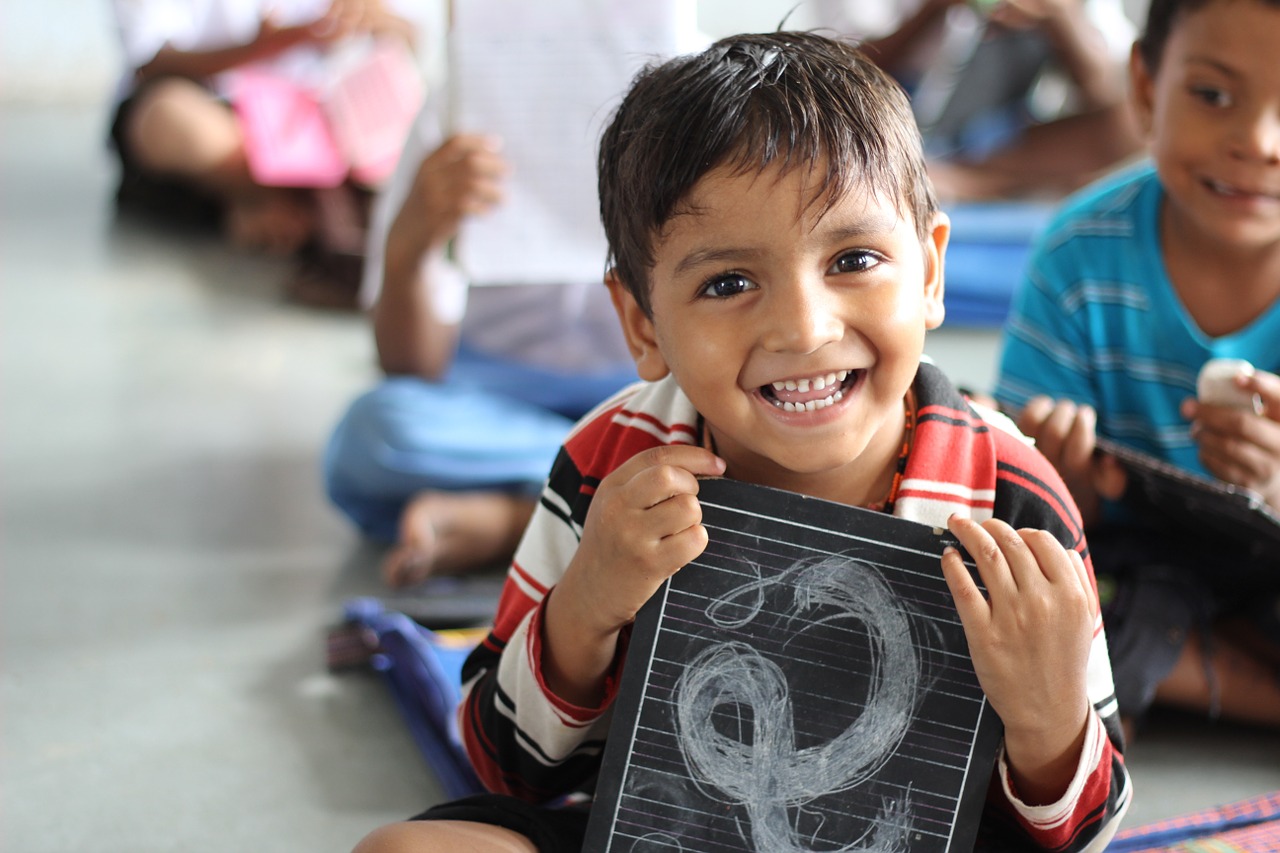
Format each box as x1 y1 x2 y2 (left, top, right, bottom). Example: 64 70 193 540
2 2 121 103
698 0 821 36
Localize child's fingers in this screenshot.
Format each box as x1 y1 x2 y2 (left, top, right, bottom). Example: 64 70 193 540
618 444 727 488
982 519 1049 593
1092 451 1128 500
1059 403 1097 474
941 545 988 628
661 523 712 574
640 490 703 538
1199 432 1278 492
1015 395 1055 441
1241 369 1280 420
1066 549 1095 612
1018 528 1070 580
1037 399 1081 465
1019 529 1092 611
1193 398 1280 492
946 516 1018 599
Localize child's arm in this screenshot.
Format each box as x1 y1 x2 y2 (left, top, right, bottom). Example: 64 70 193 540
1183 368 1280 510
134 1 414 82
456 441 725 798
134 14 344 82
941 516 1097 805
858 0 966 77
542 446 726 707
989 0 1123 111
373 134 508 378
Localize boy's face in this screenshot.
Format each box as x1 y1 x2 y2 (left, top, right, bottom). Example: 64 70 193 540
610 161 948 500
1131 0 1280 250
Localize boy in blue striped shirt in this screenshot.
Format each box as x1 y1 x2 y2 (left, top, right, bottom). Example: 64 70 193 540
994 0 1280 734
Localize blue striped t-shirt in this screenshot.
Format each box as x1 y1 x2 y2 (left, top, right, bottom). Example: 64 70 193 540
993 162 1280 478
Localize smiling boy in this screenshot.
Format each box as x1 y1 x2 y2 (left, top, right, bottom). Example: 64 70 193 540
353 31 1131 853
994 0 1280 732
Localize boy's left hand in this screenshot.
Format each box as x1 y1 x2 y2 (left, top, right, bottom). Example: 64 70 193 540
941 516 1094 806
1183 368 1280 510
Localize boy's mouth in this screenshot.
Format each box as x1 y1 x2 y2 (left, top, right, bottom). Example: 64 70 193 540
760 369 861 412
1204 178 1280 202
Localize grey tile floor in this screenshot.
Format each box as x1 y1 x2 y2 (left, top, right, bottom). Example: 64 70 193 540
3 103 1277 853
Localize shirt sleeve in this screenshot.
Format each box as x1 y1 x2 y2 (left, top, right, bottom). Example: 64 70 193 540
994 706 1130 851
112 0 189 69
983 434 1133 850
454 444 621 801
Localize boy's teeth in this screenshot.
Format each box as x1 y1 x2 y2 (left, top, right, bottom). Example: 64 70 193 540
777 389 845 412
771 370 847 393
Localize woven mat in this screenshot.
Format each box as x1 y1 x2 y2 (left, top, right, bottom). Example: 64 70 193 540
1108 790 1280 852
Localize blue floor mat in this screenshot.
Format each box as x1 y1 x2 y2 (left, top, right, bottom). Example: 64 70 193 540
942 200 1056 328
329 597 487 799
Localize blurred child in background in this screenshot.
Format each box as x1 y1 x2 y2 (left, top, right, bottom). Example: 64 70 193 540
994 0 1280 735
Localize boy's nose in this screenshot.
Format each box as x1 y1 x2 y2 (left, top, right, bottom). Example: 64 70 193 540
759 282 844 354
1230 107 1280 164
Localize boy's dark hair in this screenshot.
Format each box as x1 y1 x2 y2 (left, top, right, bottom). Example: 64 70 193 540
598 31 937 315
1139 0 1280 73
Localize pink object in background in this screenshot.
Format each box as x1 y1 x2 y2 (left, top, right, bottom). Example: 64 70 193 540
230 68 349 188
230 40 423 189
325 39 423 187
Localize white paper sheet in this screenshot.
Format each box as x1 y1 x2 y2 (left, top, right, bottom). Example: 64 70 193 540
450 0 686 286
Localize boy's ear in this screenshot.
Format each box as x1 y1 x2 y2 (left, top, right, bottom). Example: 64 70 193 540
606 269 671 382
1129 43 1156 138
923 211 949 331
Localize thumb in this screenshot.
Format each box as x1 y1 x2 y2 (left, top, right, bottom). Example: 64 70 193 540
1245 369 1280 420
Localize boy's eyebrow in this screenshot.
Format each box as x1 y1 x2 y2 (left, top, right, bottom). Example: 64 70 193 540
672 216 900 276
1186 56 1242 79
673 246 763 275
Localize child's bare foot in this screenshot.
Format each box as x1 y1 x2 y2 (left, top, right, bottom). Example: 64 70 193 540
382 491 538 587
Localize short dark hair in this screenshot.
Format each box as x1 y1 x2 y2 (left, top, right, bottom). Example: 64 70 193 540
598 31 937 315
1138 0 1280 73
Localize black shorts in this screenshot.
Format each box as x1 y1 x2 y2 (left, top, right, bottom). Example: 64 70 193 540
1092 526 1279 720
412 794 590 853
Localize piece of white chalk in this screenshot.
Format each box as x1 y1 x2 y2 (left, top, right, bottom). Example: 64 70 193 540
1197 358 1261 411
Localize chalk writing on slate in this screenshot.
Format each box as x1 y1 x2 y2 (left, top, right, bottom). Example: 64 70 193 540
584 477 1003 852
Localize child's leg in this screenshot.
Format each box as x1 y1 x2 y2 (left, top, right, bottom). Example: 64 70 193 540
353 820 538 853
122 77 245 181
1154 627 1280 727
383 490 537 586
121 76 313 254
323 377 577 582
353 794 588 852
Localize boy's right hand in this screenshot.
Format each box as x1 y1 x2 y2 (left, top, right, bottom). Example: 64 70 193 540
402 134 509 255
1017 396 1124 526
566 445 727 632
542 445 725 706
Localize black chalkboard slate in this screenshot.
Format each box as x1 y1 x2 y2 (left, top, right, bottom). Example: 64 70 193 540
1096 438 1280 568
583 478 1003 853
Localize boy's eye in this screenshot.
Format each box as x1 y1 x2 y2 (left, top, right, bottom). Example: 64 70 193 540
829 250 879 275
699 273 754 299
1190 85 1232 108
